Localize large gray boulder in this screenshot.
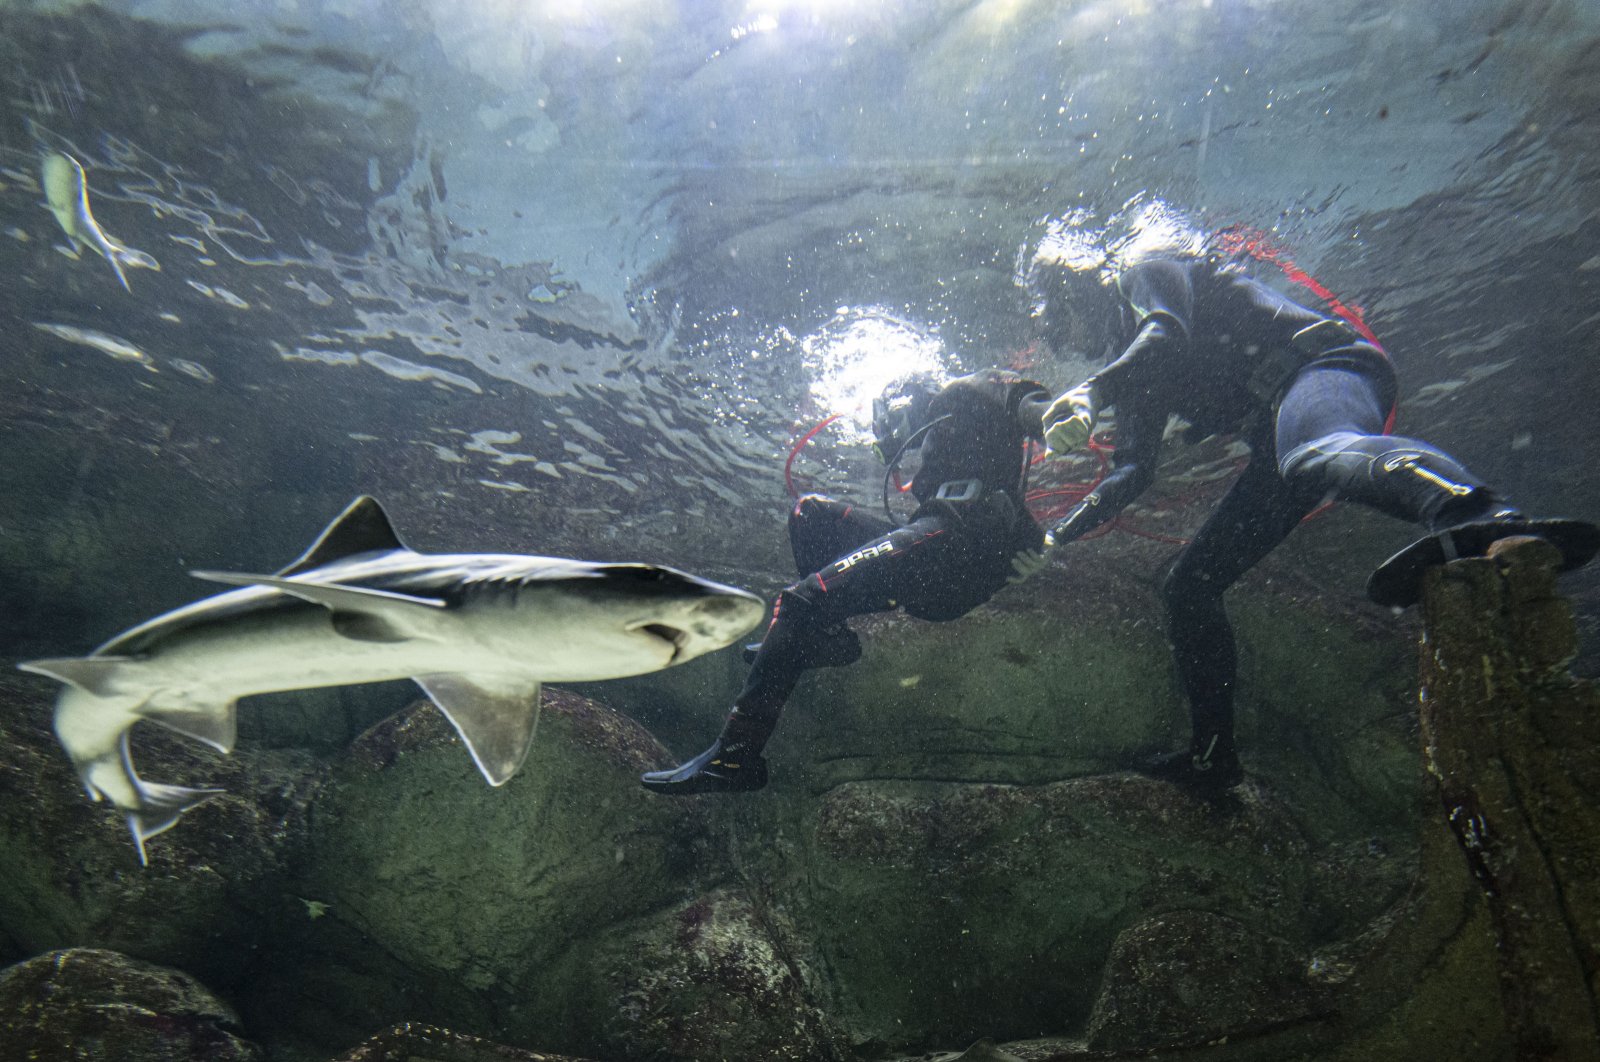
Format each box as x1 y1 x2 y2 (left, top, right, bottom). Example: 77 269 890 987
265 687 846 1060
331 1022 601 1061
766 774 1407 1049
0 947 262 1061
0 675 317 989
1084 910 1320 1051
584 887 848 1061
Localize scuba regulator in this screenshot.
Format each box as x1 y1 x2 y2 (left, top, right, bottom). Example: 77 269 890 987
871 374 950 525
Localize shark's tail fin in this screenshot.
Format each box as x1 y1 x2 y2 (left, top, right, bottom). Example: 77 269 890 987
105 249 131 292
127 782 224 866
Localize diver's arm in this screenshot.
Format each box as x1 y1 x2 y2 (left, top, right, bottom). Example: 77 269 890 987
1046 397 1163 546
1041 320 1176 456
1081 259 1195 402
1043 293 1186 455
1089 314 1184 398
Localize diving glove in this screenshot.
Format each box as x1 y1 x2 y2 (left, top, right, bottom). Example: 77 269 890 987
1042 382 1098 455
1007 546 1054 585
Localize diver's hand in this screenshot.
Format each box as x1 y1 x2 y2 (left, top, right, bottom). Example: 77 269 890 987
1042 383 1098 455
1044 411 1092 455
1007 546 1053 585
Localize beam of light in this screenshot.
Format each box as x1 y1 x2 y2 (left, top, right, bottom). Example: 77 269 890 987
731 13 780 39
800 306 954 442
740 0 862 20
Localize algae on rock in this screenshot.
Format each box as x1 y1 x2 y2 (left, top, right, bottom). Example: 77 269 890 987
0 674 316 990
0 947 263 1061
1416 536 1600 1059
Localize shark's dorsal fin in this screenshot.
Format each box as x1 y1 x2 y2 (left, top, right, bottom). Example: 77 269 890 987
277 496 409 576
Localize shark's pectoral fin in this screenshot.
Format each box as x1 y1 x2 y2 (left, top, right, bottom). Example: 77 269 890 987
413 674 542 787
190 571 447 643
142 701 239 753
128 781 225 867
17 655 135 697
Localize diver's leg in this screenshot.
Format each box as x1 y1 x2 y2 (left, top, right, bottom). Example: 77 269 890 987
737 496 895 664
788 494 894 576
1275 365 1598 605
1276 365 1510 528
1151 457 1320 791
642 516 947 795
638 586 843 795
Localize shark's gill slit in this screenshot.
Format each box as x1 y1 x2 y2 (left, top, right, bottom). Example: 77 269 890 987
637 623 690 659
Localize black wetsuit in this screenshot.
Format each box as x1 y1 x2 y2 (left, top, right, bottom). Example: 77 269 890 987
729 369 1050 751
1051 256 1504 764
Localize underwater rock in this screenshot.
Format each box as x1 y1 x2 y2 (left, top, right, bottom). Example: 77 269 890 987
1083 910 1323 1051
0 947 262 1061
596 887 848 1061
683 584 1427 1052
0 675 317 988
775 586 1420 839
262 689 723 1056
782 599 1183 791
331 1021 597 1061
1416 535 1600 1057
787 772 1402 1048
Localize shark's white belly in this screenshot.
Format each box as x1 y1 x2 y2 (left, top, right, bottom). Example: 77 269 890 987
115 597 677 704
133 612 512 701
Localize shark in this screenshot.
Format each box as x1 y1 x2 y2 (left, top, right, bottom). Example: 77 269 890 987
41 151 159 292
19 496 764 863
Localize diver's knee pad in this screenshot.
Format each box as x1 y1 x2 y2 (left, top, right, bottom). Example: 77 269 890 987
1277 430 1371 485
1281 434 1493 528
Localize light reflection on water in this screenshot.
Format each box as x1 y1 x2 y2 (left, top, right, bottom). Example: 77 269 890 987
0 0 1596 595
801 306 955 442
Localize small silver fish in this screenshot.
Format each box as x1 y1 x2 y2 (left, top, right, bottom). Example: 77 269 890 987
168 358 216 383
33 322 159 372
41 152 159 291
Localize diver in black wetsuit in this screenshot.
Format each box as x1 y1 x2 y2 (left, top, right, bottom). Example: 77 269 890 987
641 368 1052 795
1022 247 1599 794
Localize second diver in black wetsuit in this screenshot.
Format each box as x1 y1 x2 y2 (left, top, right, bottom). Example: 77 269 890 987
1020 246 1600 794
641 368 1052 795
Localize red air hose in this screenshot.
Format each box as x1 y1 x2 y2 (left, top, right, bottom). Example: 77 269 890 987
1212 225 1385 350
784 413 842 498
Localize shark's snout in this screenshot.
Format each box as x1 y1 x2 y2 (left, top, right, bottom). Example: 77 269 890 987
680 591 765 654
622 586 764 664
